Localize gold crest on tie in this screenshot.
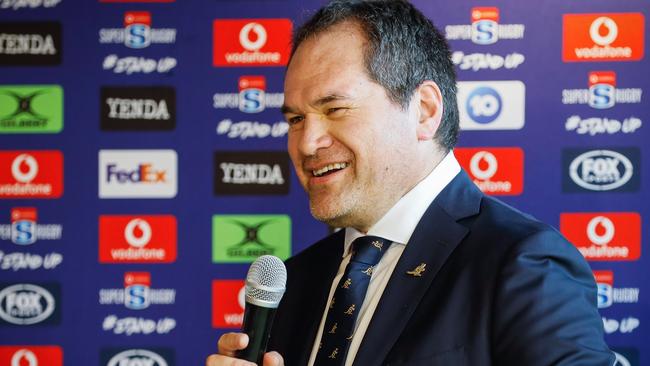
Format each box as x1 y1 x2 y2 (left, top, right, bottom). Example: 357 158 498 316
372 240 383 251
329 297 335 309
362 266 374 276
406 263 427 277
344 304 356 315
329 322 338 334
329 348 339 359
342 278 352 289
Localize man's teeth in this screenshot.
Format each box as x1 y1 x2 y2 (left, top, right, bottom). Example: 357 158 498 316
313 162 349 177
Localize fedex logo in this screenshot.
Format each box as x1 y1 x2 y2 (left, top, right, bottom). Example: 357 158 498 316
563 13 644 62
0 151 63 199
98 150 177 198
213 19 292 67
593 270 639 309
560 212 641 261
212 75 284 113
99 215 176 263
458 81 525 130
212 280 245 328
0 346 62 366
455 147 523 195
99 11 176 48
446 7 525 44
561 71 642 109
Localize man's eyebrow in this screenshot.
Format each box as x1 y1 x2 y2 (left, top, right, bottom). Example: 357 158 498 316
281 94 351 115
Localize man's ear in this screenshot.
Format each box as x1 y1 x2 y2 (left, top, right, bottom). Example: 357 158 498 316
415 80 443 141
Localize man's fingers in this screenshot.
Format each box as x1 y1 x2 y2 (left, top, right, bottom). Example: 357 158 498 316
205 354 255 366
217 333 249 356
263 351 284 366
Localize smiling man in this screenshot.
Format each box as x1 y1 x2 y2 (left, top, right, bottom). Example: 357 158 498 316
206 1 613 365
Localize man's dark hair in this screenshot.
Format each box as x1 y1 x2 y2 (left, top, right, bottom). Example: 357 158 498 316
292 0 459 150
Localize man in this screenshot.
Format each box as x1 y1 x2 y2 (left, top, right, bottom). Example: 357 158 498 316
207 1 614 365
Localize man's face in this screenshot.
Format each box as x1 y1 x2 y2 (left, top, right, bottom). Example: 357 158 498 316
283 23 422 231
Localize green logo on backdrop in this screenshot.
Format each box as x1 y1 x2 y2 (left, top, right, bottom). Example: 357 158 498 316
212 214 291 263
0 85 63 133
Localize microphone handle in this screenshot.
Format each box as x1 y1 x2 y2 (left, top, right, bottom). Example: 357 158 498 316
236 303 277 364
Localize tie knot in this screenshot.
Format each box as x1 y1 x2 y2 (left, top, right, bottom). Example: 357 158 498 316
350 236 388 266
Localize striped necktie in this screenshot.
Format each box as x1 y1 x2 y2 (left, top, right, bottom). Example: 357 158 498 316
314 235 389 365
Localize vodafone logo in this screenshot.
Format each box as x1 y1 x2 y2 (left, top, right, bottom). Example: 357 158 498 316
11 154 38 183
0 346 62 366
99 215 176 263
560 212 641 261
124 218 152 248
469 151 497 180
0 151 63 199
455 147 523 195
213 19 292 67
586 216 615 246
212 280 245 328
562 13 644 62
240 23 267 51
590 17 618 46
11 349 37 366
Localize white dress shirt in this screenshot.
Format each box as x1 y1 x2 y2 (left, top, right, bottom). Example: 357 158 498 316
307 151 461 366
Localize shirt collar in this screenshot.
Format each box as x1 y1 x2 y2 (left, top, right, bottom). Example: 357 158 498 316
343 150 461 257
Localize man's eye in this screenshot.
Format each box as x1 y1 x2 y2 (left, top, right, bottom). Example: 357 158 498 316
327 107 347 116
288 116 304 125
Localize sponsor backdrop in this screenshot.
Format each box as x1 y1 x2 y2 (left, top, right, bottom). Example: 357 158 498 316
0 0 647 365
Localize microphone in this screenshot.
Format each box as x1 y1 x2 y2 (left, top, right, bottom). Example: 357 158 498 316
236 255 287 364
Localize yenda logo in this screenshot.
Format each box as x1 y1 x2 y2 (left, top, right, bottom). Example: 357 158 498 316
99 215 177 263
0 22 61 66
0 283 60 325
101 348 174 366
212 280 245 328
213 19 292 67
563 148 639 192
563 13 644 62
99 150 177 198
214 151 290 195
0 346 62 366
455 147 523 195
101 87 175 131
560 212 641 261
0 151 63 199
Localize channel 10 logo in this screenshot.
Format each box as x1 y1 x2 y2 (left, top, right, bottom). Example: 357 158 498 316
458 81 525 130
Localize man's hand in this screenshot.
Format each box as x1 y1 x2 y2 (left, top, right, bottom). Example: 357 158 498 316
206 332 284 366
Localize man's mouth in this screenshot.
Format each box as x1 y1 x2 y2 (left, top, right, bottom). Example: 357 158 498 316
312 162 349 177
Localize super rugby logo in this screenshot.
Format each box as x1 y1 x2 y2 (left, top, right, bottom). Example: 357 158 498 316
212 76 284 113
445 7 525 44
98 272 175 310
98 12 176 48
561 71 642 109
0 207 62 245
0 283 57 325
594 270 639 309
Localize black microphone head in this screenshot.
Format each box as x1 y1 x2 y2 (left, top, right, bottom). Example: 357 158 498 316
245 255 287 308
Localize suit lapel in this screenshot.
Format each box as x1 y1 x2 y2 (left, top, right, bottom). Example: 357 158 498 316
353 171 482 365
288 230 344 366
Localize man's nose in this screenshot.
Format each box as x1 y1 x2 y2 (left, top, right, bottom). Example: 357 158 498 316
298 114 333 156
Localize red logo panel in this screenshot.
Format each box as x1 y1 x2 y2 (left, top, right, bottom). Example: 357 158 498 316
0 151 63 199
213 19 292 67
560 212 641 261
99 215 177 263
455 147 524 195
212 280 245 328
563 13 645 62
0 346 63 366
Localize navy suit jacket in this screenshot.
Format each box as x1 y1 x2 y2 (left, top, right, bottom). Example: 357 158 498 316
268 172 614 365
